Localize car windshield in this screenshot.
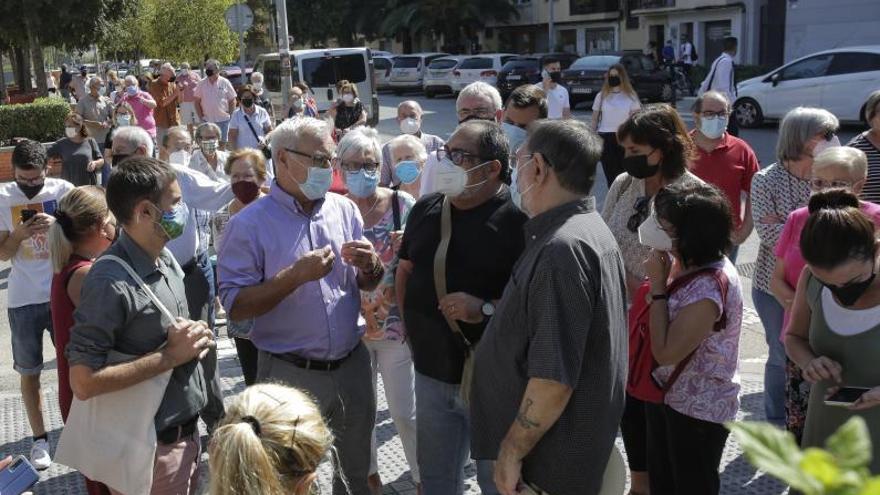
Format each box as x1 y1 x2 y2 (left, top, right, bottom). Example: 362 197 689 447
429 59 458 70
570 56 621 71
459 57 493 70
502 59 538 72
301 54 367 87
394 57 421 69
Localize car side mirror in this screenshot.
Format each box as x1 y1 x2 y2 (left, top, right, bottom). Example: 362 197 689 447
771 73 781 87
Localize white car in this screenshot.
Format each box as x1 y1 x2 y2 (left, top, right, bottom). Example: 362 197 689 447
423 56 465 98
734 46 880 128
451 53 518 93
390 52 451 93
373 56 395 91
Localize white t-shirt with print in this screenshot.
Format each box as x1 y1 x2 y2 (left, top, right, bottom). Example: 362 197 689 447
537 83 570 119
229 106 271 150
0 178 75 307
593 91 641 133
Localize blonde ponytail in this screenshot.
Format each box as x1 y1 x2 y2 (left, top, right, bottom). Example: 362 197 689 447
49 186 108 273
209 383 334 495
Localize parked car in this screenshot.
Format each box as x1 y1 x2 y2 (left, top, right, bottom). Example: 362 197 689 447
373 56 396 91
220 66 254 89
253 48 379 126
496 52 580 101
561 51 675 107
423 56 466 98
389 52 451 94
734 45 880 128
451 53 518 93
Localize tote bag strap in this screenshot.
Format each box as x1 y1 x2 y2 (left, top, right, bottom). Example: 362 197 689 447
97 254 177 323
433 196 472 347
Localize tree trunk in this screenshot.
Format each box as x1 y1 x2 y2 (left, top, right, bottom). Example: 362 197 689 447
26 14 47 97
0 51 6 104
12 46 32 91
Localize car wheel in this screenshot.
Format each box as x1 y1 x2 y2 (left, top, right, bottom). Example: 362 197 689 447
734 98 764 128
425 90 435 98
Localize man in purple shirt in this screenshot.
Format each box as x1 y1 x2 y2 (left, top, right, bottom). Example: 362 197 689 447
217 116 383 495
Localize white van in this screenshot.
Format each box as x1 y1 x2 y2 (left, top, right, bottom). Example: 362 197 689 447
389 52 451 94
254 48 379 125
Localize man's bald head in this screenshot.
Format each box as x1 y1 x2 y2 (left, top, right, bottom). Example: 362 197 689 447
398 100 423 120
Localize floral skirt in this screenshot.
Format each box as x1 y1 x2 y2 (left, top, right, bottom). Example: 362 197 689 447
785 357 811 443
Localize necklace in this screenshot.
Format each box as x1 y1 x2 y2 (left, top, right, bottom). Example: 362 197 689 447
362 194 381 217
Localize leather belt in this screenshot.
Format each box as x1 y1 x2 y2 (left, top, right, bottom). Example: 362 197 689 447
156 416 198 445
271 343 359 372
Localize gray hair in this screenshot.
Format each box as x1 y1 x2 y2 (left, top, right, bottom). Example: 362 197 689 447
87 76 103 89
195 122 222 143
387 134 428 163
269 117 331 160
776 107 840 163
205 59 220 71
180 62 191 71
399 100 423 116
251 71 264 83
162 126 190 149
813 146 868 179
337 126 382 163
114 126 154 157
693 90 730 113
124 75 138 86
457 82 503 112
525 119 602 195
160 62 175 74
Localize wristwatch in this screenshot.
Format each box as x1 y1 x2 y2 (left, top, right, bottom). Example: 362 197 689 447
481 300 496 319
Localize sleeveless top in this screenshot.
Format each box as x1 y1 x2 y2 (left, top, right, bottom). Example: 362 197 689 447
50 255 92 421
801 271 880 473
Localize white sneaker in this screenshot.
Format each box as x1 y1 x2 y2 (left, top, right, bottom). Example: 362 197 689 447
30 438 51 470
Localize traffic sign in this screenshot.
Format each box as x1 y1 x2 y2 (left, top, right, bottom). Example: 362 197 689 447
224 3 254 33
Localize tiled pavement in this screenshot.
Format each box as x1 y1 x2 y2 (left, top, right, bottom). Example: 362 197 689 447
0 336 789 495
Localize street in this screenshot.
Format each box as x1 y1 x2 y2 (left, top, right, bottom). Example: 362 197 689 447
0 92 865 493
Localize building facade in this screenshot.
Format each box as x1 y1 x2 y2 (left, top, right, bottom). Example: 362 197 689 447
785 0 880 62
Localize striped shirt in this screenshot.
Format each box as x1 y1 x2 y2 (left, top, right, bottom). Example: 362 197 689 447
848 132 880 205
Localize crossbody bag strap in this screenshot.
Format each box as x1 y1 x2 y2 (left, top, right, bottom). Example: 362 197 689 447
706 56 721 91
433 196 471 346
392 189 401 231
242 112 262 143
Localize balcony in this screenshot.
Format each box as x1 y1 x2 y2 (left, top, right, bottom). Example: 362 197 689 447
628 0 675 12
569 0 621 16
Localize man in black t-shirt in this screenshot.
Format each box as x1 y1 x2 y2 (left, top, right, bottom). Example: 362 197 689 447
397 120 527 495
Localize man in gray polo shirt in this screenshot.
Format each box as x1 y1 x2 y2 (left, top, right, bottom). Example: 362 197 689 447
68 157 215 494
470 120 627 495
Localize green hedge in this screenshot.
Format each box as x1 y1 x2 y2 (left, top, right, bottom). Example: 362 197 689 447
0 97 71 146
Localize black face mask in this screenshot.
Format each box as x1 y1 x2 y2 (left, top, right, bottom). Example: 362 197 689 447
112 153 132 166
622 153 660 179
205 69 216 77
17 182 44 200
823 272 877 307
549 71 562 83
80 71 87 77
242 98 254 108
609 76 621 87
168 76 176 83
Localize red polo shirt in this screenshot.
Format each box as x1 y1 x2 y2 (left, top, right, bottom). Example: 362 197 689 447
689 131 760 229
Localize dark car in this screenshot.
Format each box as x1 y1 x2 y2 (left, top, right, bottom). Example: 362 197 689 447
496 52 580 101
562 51 675 108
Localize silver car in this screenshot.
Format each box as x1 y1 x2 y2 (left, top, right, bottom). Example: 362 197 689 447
423 56 465 98
389 52 451 94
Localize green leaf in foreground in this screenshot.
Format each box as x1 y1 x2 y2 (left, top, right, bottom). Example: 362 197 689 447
727 421 824 494
827 416 873 469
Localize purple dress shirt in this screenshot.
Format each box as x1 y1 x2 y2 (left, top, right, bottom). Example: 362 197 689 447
217 182 365 360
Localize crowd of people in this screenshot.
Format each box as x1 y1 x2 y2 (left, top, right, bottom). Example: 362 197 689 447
3 50 880 495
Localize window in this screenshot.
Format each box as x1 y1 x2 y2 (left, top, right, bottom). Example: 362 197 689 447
429 59 459 70
570 55 620 71
570 0 620 15
501 56 517 65
502 59 540 72
459 57 493 70
300 54 367 88
374 58 391 71
394 57 421 69
779 54 833 81
585 28 615 54
262 59 281 92
828 52 880 76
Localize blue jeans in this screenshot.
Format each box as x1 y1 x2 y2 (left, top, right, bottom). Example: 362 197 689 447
415 372 498 495
752 287 786 424
8 303 53 375
214 119 231 143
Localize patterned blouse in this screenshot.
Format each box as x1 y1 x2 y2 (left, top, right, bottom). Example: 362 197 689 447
654 259 743 424
750 163 811 294
362 190 416 341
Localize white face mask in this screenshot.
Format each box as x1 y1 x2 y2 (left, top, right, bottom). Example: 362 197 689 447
169 150 192 167
400 117 420 135
252 81 263 92
699 115 727 140
638 213 674 252
341 93 354 104
65 127 78 139
812 135 841 158
431 157 490 197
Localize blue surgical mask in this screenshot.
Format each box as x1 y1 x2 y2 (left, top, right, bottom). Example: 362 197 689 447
152 202 188 240
510 159 535 213
699 115 727 140
286 158 333 200
117 115 131 127
394 160 422 185
345 169 379 198
126 85 138 96
501 122 528 156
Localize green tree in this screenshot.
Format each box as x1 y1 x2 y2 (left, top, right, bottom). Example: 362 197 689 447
147 0 239 65
97 1 154 62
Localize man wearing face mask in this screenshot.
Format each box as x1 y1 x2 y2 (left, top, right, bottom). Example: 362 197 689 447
67 156 216 494
75 77 112 155
72 66 89 102
176 63 203 136
471 119 627 495
535 58 571 120
396 120 528 495
218 117 382 495
194 59 238 149
689 91 760 262
0 140 74 471
249 71 276 123
149 63 182 148
380 100 445 187
112 126 234 432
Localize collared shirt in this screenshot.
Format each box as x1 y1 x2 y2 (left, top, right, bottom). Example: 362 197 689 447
194 76 237 123
165 164 234 266
148 80 181 129
379 132 445 187
700 52 736 101
689 131 760 229
66 232 207 432
218 183 366 360
398 189 528 383
75 94 112 144
176 71 201 102
470 197 627 495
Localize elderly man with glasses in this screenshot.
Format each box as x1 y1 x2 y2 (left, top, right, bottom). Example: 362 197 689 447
218 116 382 495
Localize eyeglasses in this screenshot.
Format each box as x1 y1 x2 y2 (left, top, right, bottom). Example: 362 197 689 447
339 160 380 173
457 108 494 121
286 148 334 169
627 196 650 232
438 146 484 167
699 110 728 119
810 178 854 191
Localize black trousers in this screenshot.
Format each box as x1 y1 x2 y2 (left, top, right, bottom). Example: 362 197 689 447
600 132 625 187
234 337 259 387
619 393 648 472
727 111 740 137
646 402 729 495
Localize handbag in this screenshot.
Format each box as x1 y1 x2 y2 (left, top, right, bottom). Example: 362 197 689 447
627 267 729 404
55 254 177 495
433 196 476 405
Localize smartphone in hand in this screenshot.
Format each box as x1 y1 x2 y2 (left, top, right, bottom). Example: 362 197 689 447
824 386 871 407
0 455 40 495
20 209 37 224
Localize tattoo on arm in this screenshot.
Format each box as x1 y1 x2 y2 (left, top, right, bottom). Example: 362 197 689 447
515 398 540 430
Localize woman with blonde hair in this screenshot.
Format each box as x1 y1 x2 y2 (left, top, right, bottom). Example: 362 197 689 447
209 383 334 495
48 185 115 495
330 79 367 139
591 63 642 186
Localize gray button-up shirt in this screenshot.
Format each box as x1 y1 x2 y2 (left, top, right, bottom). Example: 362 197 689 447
67 232 207 432
470 197 628 495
